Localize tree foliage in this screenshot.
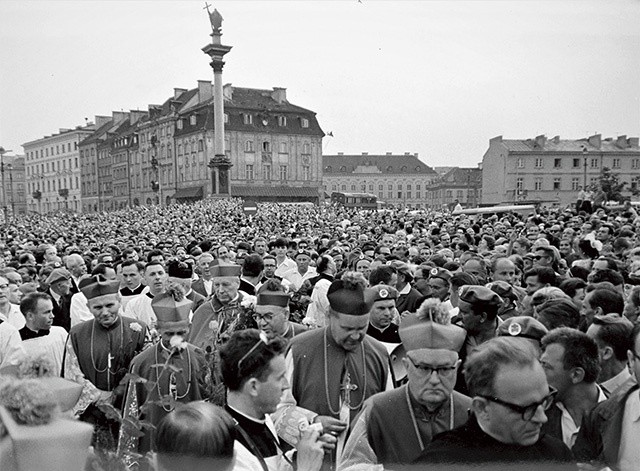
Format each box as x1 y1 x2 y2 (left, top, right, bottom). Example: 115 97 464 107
597 167 628 203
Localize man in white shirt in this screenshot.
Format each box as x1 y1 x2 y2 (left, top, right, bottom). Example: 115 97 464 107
586 314 634 397
273 238 297 280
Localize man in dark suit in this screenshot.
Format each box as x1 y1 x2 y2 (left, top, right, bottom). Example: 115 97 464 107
192 252 214 298
167 260 206 313
43 268 73 331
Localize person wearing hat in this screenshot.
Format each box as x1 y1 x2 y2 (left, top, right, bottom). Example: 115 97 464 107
255 280 307 340
486 280 519 320
366 284 401 345
63 275 147 447
125 290 209 453
454 285 503 396
124 261 168 329
339 302 471 469
390 261 422 315
188 263 257 353
4 292 68 376
42 267 73 331
496 316 549 352
427 267 453 310
167 259 206 313
273 273 392 466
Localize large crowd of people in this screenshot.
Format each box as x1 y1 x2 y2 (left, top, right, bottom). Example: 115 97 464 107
1 196 640 470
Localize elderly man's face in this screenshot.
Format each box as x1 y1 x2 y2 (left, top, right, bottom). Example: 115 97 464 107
328 311 369 352
197 255 214 278
405 351 460 408
254 305 288 338
213 277 239 303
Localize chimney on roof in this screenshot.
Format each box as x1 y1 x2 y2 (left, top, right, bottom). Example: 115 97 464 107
414 153 418 157
129 110 146 125
552 135 560 144
94 115 111 127
404 152 410 155
223 83 233 101
386 152 392 155
616 135 628 149
362 152 368 155
112 111 129 123
629 137 639 147
337 152 344 155
58 128 71 133
534 135 547 148
588 134 601 149
271 87 287 104
174 88 187 100
197 81 213 102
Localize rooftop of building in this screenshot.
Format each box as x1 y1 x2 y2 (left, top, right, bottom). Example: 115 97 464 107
492 134 640 153
323 153 437 175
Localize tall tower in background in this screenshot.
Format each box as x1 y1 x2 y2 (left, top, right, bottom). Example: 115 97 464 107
202 6 232 197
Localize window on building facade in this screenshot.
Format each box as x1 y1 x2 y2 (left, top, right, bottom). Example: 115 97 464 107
190 115 197 125
302 166 310 181
177 120 183 130
278 116 287 127
535 158 544 168
632 158 640 169
398 191 403 199
369 184 373 192
612 158 620 169
245 140 254 152
388 184 393 191
590 177 598 186
279 165 287 180
572 177 580 191
534 178 543 191
416 191 421 199
341 184 346 191
331 184 337 191
407 192 412 199
378 184 383 192
243 114 253 125
573 158 580 168
263 141 271 152
198 140 204 152
387 191 393 199
553 178 561 190
517 158 524 168
554 158 562 168
301 118 309 128
245 165 254 180
279 142 287 153
351 184 356 191
263 164 271 180
631 177 640 191
303 143 310 154
590 158 598 168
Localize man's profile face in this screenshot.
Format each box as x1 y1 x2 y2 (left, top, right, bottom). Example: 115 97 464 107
580 292 598 327
30 299 54 331
459 300 481 335
88 293 121 328
478 362 550 446
328 311 369 352
539 343 572 396
52 278 72 296
524 275 544 296
256 355 289 416
213 277 239 303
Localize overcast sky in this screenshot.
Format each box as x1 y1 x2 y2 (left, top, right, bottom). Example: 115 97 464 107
1 0 638 167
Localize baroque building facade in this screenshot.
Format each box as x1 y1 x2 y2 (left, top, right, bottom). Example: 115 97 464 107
425 166 482 210
322 153 438 208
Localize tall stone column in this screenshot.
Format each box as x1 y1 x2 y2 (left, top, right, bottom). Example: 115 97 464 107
202 7 232 197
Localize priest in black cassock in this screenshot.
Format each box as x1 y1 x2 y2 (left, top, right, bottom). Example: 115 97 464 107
365 284 401 346
273 272 392 467
124 289 210 453
64 275 147 449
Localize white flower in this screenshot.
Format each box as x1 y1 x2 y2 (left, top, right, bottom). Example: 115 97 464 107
129 322 143 332
208 320 219 331
240 295 257 309
169 335 187 351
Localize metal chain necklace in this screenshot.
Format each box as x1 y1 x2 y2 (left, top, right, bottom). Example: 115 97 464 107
90 318 124 390
155 342 192 412
405 387 455 451
323 329 367 415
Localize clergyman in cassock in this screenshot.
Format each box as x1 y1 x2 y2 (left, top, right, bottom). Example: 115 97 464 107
63 275 146 449
124 288 209 453
365 284 401 346
273 272 392 467
338 299 471 470
255 279 308 341
220 329 330 471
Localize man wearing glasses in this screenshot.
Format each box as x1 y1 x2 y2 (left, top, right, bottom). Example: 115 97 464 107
255 281 307 340
339 302 470 469
415 337 574 466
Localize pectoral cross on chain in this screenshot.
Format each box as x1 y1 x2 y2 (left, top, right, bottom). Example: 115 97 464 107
341 372 358 407
336 373 358 463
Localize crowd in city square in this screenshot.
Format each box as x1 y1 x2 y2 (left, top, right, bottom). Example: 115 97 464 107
1 196 640 471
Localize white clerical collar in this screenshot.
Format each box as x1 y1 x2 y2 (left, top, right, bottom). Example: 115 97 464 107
227 404 266 425
398 283 411 295
369 323 389 333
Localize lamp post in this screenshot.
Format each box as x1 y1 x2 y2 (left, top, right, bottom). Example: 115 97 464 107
582 146 588 190
0 146 12 226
